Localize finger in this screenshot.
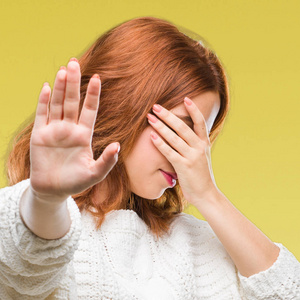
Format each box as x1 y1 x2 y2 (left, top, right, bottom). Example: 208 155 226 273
184 97 210 143
78 74 100 130
151 104 199 147
48 67 67 122
63 58 81 122
149 130 182 165
147 113 190 156
34 82 51 129
92 142 120 182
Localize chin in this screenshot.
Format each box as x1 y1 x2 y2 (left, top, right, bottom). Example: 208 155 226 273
134 187 167 200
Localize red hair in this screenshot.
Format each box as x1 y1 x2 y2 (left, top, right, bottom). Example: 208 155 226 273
6 16 230 239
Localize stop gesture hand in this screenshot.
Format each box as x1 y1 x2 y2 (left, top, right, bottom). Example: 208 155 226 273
30 58 119 201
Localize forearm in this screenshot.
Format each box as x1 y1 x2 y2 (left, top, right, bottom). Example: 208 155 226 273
20 185 71 240
194 188 280 278
0 180 82 298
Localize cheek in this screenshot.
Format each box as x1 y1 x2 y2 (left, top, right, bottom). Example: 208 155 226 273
125 127 159 171
124 127 172 199
124 127 166 186
143 128 168 167
134 127 162 159
139 127 157 155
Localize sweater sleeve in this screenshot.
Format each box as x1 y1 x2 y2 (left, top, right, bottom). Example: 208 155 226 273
0 179 82 299
238 242 300 299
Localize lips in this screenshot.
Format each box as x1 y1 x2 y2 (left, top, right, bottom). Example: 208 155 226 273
162 170 178 180
160 170 177 187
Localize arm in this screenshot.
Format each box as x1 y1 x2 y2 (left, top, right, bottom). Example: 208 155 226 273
24 58 119 241
147 96 300 297
20 185 71 240
0 179 81 299
0 58 120 297
193 188 280 277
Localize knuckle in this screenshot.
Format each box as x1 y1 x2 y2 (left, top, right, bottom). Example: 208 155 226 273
164 145 173 157
84 102 97 111
88 87 100 97
203 138 211 148
67 91 80 100
196 138 210 149
177 122 186 132
183 157 192 168
199 144 207 155
169 134 178 146
193 143 206 158
185 159 193 168
194 119 202 127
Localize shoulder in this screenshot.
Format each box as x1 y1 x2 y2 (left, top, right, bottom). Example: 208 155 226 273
170 212 215 238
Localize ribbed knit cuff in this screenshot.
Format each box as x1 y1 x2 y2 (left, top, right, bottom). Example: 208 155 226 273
5 179 82 265
238 242 300 299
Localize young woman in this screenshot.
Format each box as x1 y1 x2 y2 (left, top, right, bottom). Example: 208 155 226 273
0 16 299 299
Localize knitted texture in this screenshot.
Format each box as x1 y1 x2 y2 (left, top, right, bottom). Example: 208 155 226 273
0 179 82 299
0 179 299 299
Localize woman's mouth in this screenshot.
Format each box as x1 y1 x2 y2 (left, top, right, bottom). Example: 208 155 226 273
160 170 177 187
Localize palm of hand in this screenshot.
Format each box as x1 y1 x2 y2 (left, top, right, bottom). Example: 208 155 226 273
31 120 94 196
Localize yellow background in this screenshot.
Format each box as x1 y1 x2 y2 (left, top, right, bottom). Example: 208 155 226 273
0 1 299 260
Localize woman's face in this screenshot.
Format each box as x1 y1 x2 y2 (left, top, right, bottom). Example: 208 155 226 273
124 91 221 199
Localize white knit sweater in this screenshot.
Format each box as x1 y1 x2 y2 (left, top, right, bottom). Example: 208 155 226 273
0 179 299 299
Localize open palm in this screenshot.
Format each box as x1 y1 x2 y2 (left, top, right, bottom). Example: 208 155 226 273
30 59 119 200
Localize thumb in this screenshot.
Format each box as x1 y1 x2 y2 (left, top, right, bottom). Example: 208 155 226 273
92 142 120 182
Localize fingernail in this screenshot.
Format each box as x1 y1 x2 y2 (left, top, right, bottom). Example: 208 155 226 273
69 57 78 62
184 97 192 105
150 131 158 140
153 104 162 113
92 74 100 79
147 113 158 123
43 82 49 86
114 144 120 160
59 66 66 70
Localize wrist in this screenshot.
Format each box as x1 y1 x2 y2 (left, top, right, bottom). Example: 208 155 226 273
29 184 69 205
191 186 225 212
20 186 71 239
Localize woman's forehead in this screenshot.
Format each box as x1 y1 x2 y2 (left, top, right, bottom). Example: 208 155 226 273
170 91 220 132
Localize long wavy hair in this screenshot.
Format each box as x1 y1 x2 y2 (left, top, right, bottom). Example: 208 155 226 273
6 16 230 239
